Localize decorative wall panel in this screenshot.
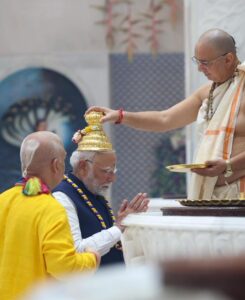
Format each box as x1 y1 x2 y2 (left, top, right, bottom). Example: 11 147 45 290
110 53 185 210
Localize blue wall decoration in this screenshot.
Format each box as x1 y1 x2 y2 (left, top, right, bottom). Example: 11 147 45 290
0 67 87 192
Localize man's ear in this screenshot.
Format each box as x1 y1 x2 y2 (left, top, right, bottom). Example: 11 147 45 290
78 160 88 176
225 52 235 65
51 158 59 174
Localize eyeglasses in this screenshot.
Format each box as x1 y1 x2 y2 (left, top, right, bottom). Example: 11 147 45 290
191 52 229 67
85 159 117 175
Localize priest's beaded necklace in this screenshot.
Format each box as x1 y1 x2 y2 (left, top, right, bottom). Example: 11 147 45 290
205 65 240 121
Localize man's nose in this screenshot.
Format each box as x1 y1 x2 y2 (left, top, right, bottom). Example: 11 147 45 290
198 63 207 72
106 173 116 183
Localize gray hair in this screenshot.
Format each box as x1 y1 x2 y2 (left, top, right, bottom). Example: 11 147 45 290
70 150 116 171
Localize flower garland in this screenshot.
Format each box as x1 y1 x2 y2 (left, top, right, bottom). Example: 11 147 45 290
72 125 101 144
16 177 50 196
64 175 115 228
64 175 122 250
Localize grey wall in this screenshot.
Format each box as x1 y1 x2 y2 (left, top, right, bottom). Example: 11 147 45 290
0 0 184 55
110 53 185 210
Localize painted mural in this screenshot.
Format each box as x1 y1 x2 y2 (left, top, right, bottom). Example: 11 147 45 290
0 67 87 192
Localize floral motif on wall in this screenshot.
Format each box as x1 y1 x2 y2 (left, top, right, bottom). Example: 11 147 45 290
91 0 180 60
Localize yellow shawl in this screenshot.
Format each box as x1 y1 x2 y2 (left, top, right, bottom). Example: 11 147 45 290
0 186 97 300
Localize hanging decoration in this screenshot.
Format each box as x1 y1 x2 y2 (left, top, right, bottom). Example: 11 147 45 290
164 0 179 27
119 1 142 61
91 0 119 49
91 0 180 59
141 0 165 56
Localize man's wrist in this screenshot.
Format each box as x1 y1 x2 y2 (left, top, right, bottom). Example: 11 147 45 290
115 222 125 233
224 159 233 178
115 108 124 124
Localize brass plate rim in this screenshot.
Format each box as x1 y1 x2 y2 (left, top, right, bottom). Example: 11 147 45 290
179 199 245 207
166 163 207 173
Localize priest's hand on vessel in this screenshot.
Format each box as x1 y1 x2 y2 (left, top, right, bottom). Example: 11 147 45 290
191 159 227 177
85 106 119 123
115 193 149 231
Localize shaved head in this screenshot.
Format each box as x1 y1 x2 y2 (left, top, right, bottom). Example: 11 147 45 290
20 131 65 181
197 29 236 55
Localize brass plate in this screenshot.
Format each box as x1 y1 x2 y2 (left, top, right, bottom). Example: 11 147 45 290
179 199 245 207
166 163 207 173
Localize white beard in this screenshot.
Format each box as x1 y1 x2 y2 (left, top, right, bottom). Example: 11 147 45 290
84 168 111 197
96 186 110 197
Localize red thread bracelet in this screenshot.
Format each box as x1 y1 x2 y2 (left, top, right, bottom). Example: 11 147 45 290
115 108 124 124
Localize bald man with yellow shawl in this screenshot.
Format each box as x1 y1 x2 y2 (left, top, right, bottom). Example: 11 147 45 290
0 132 100 300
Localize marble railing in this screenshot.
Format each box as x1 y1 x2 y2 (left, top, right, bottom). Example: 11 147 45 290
121 211 245 266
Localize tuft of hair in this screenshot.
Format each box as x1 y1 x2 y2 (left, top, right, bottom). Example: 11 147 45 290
20 138 40 177
20 131 64 177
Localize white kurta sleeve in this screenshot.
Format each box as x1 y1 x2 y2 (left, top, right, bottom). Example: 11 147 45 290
52 191 122 256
